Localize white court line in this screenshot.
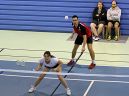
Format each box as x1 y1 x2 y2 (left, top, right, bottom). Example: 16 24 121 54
0 73 129 84
83 81 94 96
1 68 129 78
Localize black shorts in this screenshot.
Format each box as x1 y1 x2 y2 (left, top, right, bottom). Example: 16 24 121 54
75 35 93 45
92 20 105 25
45 64 59 69
108 20 120 27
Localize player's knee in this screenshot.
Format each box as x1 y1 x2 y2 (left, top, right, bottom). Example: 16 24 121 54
98 24 104 28
57 75 62 80
39 74 45 79
90 23 95 28
108 25 112 29
108 22 112 28
114 25 119 29
38 76 43 80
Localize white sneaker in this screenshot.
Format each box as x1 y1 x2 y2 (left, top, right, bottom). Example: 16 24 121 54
92 36 95 40
66 88 71 96
94 37 100 41
28 86 36 93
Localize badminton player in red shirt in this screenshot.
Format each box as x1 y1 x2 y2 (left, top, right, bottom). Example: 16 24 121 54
67 15 96 69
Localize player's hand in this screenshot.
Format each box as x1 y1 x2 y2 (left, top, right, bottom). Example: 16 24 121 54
70 35 73 39
96 14 99 16
53 68 59 72
34 68 40 71
81 47 85 52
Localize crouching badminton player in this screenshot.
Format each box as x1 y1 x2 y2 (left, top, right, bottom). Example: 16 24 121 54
28 51 71 95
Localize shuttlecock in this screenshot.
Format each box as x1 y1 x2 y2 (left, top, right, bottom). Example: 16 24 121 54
65 16 68 20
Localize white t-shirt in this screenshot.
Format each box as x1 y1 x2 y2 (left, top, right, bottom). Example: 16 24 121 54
39 57 58 68
107 6 121 22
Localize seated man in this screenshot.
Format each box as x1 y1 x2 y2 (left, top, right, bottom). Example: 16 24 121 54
90 1 107 41
107 0 121 41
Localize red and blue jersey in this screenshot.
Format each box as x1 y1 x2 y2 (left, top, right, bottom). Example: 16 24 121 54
73 22 92 38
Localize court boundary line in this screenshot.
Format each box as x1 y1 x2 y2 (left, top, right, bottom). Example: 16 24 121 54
1 47 129 55
0 54 129 63
1 68 129 78
1 73 129 84
83 81 94 96
0 48 4 52
0 48 4 73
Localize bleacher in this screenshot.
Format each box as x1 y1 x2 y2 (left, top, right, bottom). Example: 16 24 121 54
0 0 128 35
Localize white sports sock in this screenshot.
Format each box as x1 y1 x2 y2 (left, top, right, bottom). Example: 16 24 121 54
72 58 75 61
92 60 96 64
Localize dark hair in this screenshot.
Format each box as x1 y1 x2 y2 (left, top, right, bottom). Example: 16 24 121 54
112 0 117 4
72 15 78 19
93 1 106 12
44 51 55 58
44 51 51 56
97 1 105 8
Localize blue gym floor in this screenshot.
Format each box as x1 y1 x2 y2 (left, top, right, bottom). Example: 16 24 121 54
0 60 129 96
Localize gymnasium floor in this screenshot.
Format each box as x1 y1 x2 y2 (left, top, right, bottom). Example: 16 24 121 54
0 30 129 96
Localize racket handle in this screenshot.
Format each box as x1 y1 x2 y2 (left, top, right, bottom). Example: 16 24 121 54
75 52 83 62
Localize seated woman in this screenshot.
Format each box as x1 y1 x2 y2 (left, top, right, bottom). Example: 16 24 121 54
107 0 121 41
28 51 71 96
90 1 107 41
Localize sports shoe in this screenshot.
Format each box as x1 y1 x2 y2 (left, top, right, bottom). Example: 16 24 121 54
107 36 111 41
67 59 75 66
28 86 36 93
88 63 96 69
66 88 71 96
92 36 95 40
114 36 118 41
94 37 100 41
